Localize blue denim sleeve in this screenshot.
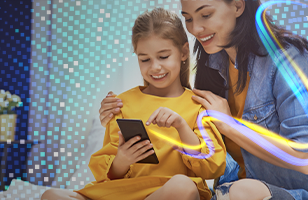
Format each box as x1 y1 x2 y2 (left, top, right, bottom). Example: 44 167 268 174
272 45 308 153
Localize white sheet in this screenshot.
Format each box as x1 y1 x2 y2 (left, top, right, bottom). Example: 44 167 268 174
0 179 49 200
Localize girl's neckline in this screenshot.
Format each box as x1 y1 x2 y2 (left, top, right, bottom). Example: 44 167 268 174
137 86 188 99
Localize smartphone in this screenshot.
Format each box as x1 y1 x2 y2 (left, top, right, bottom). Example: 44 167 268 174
116 119 159 164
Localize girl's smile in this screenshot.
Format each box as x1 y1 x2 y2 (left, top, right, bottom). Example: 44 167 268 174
151 73 168 81
135 34 188 97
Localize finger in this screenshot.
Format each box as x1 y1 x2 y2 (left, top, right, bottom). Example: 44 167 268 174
123 135 141 149
192 89 215 103
106 91 117 97
165 114 176 128
157 112 169 127
118 131 125 146
191 95 211 109
136 148 155 162
99 109 121 127
99 99 123 114
154 108 166 127
146 107 161 126
100 97 122 105
134 143 153 157
129 140 150 153
99 112 113 127
99 107 121 120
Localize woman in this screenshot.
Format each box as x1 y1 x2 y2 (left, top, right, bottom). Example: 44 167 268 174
99 0 308 199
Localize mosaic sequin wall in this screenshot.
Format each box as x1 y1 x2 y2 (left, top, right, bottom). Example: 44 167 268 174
0 0 307 193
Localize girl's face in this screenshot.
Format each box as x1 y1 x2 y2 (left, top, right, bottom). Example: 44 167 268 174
136 35 187 92
181 0 244 54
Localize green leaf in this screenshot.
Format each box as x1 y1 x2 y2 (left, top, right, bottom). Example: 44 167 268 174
7 102 18 111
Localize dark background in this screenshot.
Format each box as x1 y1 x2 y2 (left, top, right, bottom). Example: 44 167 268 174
0 0 32 190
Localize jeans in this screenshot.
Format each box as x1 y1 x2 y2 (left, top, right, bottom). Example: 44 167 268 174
212 152 308 200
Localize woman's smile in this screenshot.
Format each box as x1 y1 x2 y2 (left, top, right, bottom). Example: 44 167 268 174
199 33 215 46
181 0 239 54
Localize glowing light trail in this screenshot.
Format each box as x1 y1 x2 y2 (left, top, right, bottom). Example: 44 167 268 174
202 110 308 166
256 0 308 115
148 110 215 159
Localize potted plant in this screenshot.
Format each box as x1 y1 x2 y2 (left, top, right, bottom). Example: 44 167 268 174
0 90 22 141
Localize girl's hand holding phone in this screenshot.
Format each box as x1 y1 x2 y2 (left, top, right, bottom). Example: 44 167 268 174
146 107 185 130
114 131 154 167
109 131 154 180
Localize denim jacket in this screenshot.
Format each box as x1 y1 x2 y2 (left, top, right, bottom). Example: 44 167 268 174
208 44 308 199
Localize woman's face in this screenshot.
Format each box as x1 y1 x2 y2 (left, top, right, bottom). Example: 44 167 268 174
181 0 243 54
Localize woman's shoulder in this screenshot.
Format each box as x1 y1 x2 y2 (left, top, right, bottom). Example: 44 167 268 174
259 42 307 61
276 42 307 58
252 42 308 72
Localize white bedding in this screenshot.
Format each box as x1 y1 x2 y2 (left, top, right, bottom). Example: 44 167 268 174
0 179 50 200
0 115 106 199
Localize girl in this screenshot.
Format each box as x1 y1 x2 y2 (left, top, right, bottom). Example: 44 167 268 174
41 8 226 200
99 0 308 200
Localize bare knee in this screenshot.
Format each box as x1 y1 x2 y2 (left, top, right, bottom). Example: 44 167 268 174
229 179 271 200
41 189 62 200
162 174 199 200
41 188 85 200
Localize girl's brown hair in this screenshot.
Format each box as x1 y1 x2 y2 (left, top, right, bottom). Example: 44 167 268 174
132 7 191 89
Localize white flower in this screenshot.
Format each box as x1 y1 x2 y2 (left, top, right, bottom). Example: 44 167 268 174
0 92 6 99
4 91 11 102
11 95 21 102
0 100 9 107
0 90 22 113
6 94 12 101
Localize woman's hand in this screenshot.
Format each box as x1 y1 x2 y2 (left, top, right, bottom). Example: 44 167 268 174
114 131 154 167
99 91 123 127
191 89 232 132
146 107 185 130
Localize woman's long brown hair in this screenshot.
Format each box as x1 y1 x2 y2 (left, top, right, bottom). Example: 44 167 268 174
193 0 308 96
